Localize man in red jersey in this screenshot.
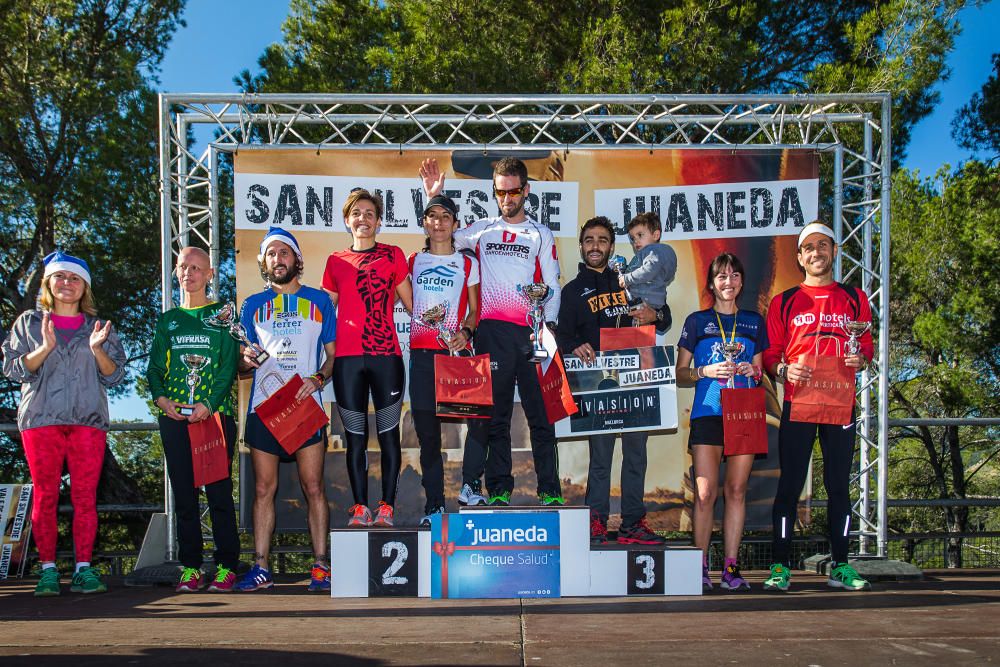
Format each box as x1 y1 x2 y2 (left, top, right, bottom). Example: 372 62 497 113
761 222 874 593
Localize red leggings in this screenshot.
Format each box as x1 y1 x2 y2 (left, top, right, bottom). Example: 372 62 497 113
21 425 106 563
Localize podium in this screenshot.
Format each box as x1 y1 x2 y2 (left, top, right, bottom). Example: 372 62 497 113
329 506 701 598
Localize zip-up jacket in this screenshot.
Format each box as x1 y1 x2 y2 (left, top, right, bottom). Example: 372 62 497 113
556 264 633 353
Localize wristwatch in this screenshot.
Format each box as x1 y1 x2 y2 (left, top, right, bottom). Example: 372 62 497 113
460 325 475 339
655 308 664 323
777 362 788 380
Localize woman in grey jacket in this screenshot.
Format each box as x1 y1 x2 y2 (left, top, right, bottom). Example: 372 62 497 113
2 252 126 597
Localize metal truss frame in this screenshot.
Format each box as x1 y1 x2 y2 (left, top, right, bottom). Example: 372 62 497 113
158 93 892 558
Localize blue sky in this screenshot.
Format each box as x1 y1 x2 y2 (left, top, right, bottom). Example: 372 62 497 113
111 0 999 419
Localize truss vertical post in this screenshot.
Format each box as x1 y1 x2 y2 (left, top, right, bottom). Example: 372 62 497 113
877 98 892 558
209 147 220 294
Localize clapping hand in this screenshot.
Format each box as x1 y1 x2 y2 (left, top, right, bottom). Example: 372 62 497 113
89 319 112 353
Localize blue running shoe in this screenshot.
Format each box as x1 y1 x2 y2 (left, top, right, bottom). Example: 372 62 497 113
307 562 330 593
234 564 273 592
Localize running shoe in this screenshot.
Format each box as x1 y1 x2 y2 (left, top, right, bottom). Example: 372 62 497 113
207 567 236 593
373 501 394 528
616 517 667 545
763 563 791 592
70 566 107 594
458 482 487 506
828 562 871 591
720 564 751 591
307 562 331 593
420 505 445 527
702 565 713 591
538 492 566 506
590 512 609 546
34 567 60 597
347 504 373 528
234 564 273 592
175 567 205 593
488 490 512 506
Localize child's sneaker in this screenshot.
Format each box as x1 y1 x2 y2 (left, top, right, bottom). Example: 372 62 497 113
720 564 751 591
207 566 236 592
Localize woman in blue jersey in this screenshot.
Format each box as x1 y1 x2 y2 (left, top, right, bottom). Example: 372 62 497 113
676 252 767 592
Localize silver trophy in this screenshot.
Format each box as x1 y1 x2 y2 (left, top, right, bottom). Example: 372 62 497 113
179 353 210 416
519 283 552 363
610 255 644 308
841 318 871 357
418 302 458 356
720 341 745 389
205 301 269 365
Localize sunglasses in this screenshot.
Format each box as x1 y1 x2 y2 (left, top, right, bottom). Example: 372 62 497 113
494 186 525 198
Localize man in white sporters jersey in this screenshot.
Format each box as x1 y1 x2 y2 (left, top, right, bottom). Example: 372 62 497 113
420 157 563 506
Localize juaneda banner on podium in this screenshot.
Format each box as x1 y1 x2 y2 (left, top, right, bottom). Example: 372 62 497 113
232 148 818 531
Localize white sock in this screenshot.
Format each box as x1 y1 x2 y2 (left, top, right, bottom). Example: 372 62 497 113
75 561 90 573
41 562 57 571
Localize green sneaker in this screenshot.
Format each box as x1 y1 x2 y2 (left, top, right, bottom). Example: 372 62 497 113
34 567 61 597
70 566 107 594
828 562 871 591
488 490 512 506
763 563 791 591
538 492 565 506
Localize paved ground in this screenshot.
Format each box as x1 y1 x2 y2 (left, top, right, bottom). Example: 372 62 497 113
1 569 998 666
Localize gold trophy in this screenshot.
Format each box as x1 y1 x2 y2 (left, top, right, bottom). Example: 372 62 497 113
519 283 552 363
178 354 210 416
418 301 458 356
205 301 269 365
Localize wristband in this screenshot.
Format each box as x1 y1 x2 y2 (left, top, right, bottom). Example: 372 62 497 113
461 325 474 339
310 372 325 386
696 366 705 379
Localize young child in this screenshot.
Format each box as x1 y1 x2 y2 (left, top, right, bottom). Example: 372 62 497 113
618 211 677 316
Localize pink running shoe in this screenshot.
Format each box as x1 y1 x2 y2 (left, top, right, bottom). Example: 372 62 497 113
372 501 394 528
176 567 204 593
207 566 237 592
348 504 373 528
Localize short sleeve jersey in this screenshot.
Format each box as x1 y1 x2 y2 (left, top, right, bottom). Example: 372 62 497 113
322 242 408 357
408 251 480 351
239 285 336 412
678 309 768 420
452 216 561 325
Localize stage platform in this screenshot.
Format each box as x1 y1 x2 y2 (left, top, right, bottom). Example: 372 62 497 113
1 569 998 666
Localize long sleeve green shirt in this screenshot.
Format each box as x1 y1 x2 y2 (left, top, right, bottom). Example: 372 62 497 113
146 303 238 416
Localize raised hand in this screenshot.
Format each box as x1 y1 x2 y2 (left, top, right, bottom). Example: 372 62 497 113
89 319 112 352
419 158 446 198
40 312 57 352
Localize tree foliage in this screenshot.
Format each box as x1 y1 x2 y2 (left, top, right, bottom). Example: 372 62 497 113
952 52 1000 160
241 0 964 161
887 161 1000 565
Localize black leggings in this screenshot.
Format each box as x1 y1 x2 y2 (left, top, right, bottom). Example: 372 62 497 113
771 401 856 566
332 354 405 506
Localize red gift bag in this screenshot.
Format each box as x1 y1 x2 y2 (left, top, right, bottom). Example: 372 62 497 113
255 374 331 455
434 353 494 419
188 413 229 488
721 386 768 457
788 354 856 425
600 325 656 351
537 350 579 423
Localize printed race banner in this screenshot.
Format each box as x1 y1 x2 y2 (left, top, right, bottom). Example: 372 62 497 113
0 484 32 579
556 346 677 437
233 148 817 531
430 511 560 599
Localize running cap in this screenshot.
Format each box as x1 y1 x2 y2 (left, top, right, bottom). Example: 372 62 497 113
43 251 91 286
258 226 303 262
797 222 837 248
423 195 459 219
